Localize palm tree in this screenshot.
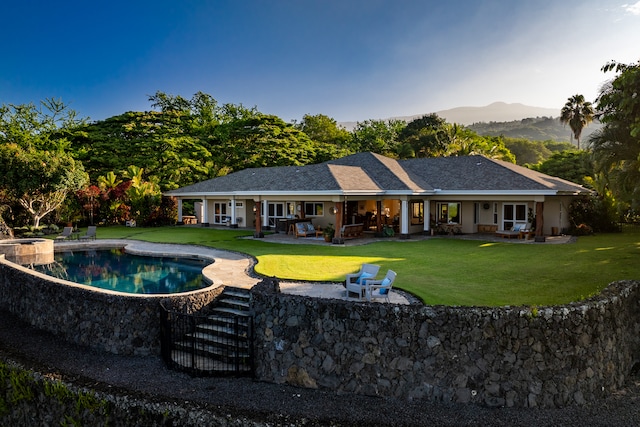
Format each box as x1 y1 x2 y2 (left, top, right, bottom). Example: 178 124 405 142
560 94 595 150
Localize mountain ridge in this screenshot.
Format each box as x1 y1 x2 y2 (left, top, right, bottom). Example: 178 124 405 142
339 102 560 129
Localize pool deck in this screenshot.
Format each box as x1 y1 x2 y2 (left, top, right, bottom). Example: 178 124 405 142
54 239 411 304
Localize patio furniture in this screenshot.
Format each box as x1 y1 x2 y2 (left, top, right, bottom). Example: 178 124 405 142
340 223 364 239
294 222 322 238
345 263 380 300
495 223 527 239
364 269 396 302
55 226 73 241
79 226 97 241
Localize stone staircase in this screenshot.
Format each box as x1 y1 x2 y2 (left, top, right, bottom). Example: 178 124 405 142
169 287 253 376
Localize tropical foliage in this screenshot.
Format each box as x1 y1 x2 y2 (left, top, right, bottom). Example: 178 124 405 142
589 59 640 220
560 94 595 150
0 100 88 227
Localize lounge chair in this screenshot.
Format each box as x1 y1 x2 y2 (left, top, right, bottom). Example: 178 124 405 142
495 223 528 239
79 226 97 241
294 222 322 238
364 270 397 302
55 226 74 241
345 263 380 300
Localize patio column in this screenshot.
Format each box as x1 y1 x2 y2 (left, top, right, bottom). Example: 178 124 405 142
262 200 269 229
400 199 410 239
535 201 545 242
253 201 264 238
230 198 238 228
201 198 209 227
376 200 383 232
177 199 183 224
423 198 431 235
332 202 344 244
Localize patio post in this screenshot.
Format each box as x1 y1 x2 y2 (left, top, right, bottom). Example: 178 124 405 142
332 202 344 244
230 198 238 228
262 200 269 230
535 201 545 242
423 198 430 235
253 201 264 238
177 199 184 225
400 199 410 239
201 198 209 227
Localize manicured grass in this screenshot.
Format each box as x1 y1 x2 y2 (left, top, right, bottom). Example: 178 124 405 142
90 225 640 307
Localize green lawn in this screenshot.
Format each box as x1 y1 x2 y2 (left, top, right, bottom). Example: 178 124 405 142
91 225 640 307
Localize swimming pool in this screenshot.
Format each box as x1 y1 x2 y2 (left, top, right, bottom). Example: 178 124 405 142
33 248 208 294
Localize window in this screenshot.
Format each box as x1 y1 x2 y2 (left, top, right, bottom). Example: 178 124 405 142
410 201 424 225
502 203 527 230
304 202 324 216
436 202 461 224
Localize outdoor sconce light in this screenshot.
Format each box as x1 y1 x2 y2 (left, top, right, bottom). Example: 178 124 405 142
331 206 338 215
253 205 257 213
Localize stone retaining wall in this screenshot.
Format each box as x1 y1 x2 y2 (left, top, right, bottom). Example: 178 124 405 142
251 279 640 408
0 255 223 356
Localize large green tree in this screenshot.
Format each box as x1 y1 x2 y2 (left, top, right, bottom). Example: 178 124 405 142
351 119 405 156
294 114 352 162
0 100 88 227
560 94 594 150
590 59 640 214
532 150 594 187
71 110 212 190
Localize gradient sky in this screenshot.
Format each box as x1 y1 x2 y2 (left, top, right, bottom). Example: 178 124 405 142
2 0 638 123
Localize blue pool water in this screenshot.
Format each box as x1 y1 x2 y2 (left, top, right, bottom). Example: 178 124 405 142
33 248 208 294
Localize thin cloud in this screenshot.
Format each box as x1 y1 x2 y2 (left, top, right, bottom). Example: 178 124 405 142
623 1 640 14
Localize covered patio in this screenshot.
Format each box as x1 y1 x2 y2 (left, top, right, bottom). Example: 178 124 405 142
166 152 592 243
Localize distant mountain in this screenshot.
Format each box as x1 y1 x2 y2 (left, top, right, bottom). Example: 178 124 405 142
339 102 560 129
432 102 559 126
339 102 602 143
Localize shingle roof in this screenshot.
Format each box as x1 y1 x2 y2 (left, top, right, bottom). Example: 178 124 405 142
400 156 589 193
165 152 590 197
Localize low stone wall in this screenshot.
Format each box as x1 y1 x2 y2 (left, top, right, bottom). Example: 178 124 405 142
0 255 223 356
251 279 640 408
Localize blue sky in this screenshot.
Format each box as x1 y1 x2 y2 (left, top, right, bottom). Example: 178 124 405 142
2 1 638 123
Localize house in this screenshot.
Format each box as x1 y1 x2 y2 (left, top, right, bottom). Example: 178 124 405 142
164 152 592 240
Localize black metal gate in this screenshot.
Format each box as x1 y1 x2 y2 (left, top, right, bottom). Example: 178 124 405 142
160 302 254 377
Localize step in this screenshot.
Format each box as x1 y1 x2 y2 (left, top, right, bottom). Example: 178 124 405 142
195 323 249 338
201 315 249 329
211 306 250 317
186 331 250 347
217 297 250 309
171 350 252 373
174 338 251 356
221 289 251 300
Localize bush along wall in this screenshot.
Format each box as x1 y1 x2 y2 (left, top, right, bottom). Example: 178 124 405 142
0 360 261 426
250 279 640 408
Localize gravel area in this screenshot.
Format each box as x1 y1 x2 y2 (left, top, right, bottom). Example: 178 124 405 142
1 309 640 426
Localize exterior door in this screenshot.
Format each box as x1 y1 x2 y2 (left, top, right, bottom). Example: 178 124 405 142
268 202 286 227
213 202 227 224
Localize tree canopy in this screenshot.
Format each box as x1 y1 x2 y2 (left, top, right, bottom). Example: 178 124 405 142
589 59 640 214
0 100 88 227
560 94 594 150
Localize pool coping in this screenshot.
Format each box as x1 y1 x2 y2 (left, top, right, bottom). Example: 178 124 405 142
54 239 261 289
